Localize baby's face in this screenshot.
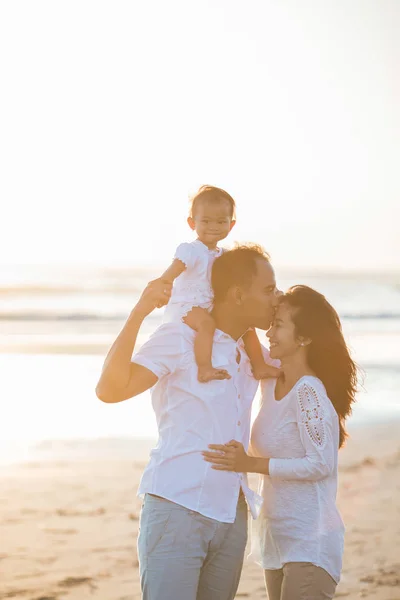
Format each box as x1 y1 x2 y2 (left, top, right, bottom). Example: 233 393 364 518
188 200 235 248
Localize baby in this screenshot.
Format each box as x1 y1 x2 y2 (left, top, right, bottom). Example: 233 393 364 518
158 185 280 382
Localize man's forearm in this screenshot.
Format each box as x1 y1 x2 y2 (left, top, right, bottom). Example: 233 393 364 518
96 278 172 402
97 306 147 396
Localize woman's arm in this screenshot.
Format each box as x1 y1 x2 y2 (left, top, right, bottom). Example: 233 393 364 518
203 382 336 481
267 382 335 481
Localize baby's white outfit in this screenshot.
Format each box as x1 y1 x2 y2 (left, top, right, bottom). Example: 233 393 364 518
163 239 223 323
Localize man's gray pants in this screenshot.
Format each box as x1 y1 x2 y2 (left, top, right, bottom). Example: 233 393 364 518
137 493 248 600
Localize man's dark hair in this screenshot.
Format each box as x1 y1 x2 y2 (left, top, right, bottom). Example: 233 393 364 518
211 243 270 303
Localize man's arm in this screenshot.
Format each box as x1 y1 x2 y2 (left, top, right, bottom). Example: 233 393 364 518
95 279 172 404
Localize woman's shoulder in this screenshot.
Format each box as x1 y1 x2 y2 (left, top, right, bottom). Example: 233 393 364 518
293 376 328 400
293 376 336 417
294 374 325 390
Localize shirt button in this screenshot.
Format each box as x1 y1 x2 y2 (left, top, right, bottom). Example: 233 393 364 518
238 394 241 399
237 421 241 426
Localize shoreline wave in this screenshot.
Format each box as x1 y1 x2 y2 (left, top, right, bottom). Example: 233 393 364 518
1 311 400 321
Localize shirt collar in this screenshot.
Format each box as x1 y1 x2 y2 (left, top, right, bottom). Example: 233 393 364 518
214 328 247 350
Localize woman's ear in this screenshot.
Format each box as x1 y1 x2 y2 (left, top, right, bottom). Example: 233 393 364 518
298 336 312 347
187 216 196 231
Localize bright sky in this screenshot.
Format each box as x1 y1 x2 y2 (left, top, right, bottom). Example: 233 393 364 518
1 0 399 270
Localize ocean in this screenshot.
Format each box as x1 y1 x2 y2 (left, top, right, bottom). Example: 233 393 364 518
1 265 399 463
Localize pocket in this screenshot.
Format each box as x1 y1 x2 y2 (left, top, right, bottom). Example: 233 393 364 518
205 353 231 397
201 378 228 396
140 499 199 559
140 499 173 557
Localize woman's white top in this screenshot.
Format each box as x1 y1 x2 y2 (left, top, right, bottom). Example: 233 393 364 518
250 375 345 584
163 239 223 322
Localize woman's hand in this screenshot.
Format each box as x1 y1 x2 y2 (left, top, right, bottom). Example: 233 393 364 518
202 440 253 473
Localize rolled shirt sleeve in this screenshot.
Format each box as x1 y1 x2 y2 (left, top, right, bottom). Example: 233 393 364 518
132 323 186 380
269 382 336 482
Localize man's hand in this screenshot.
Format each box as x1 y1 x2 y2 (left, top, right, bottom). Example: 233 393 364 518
136 278 172 316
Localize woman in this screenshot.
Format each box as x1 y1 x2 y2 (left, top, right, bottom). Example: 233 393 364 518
203 285 358 600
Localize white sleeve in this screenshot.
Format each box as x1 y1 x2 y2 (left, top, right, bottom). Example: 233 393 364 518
132 323 186 380
174 242 196 271
269 381 336 481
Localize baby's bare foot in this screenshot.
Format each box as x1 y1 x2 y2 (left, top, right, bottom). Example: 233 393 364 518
198 367 231 383
252 364 281 380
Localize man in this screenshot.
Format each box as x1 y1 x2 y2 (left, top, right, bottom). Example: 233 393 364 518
96 243 280 600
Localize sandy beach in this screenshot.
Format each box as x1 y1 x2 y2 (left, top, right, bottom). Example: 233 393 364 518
1 422 399 600
2 0 399 596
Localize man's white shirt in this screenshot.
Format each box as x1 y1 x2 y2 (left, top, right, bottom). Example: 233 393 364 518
132 322 263 523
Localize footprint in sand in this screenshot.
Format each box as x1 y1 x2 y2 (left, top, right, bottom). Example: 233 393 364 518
58 577 96 590
360 564 400 587
43 528 77 535
55 508 105 517
342 457 376 472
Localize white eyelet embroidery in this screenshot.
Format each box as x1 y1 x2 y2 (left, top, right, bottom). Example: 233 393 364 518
297 383 326 448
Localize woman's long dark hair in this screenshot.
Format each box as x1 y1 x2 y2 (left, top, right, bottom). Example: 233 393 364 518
281 285 359 448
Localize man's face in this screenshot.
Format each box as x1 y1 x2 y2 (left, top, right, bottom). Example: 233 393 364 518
240 259 280 330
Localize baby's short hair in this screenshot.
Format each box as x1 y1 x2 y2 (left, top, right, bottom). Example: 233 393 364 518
189 185 236 219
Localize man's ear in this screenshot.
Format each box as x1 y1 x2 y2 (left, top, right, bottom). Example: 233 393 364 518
231 285 243 306
229 220 236 232
187 216 196 231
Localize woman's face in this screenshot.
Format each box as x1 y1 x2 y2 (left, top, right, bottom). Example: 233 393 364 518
267 303 302 359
